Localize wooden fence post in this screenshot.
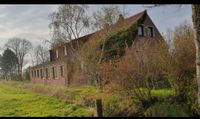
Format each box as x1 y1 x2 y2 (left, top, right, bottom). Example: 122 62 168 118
96 99 103 117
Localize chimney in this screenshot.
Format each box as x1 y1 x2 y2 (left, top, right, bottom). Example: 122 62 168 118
118 14 124 22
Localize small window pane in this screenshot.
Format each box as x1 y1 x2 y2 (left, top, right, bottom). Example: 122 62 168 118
54 66 57 78
138 25 144 36
64 47 67 56
56 50 58 58
32 70 34 77
34 70 36 78
138 26 142 35
40 69 43 78
61 65 64 77
148 27 154 37
52 67 55 79
46 68 49 79
52 66 57 79
37 70 39 78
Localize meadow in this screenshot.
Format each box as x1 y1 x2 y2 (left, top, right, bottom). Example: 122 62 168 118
0 82 94 117
0 80 191 117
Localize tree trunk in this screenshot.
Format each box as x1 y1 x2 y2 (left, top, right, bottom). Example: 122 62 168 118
17 64 21 79
17 63 22 79
192 5 200 104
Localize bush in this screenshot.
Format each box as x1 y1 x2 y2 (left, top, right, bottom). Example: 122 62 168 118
184 78 200 116
155 79 171 89
103 94 140 117
166 22 195 101
144 102 192 117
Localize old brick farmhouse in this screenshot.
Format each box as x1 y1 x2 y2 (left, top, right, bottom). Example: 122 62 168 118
29 10 165 86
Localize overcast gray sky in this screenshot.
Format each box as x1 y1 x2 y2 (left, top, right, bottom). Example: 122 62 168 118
0 4 192 68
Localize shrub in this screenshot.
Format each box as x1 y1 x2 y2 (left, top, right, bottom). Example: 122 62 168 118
144 102 192 117
103 94 139 117
184 78 200 116
166 22 195 100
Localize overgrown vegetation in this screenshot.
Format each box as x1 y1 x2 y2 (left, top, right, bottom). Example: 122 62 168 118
144 102 192 117
72 11 147 90
102 12 146 61
71 21 197 117
0 6 198 117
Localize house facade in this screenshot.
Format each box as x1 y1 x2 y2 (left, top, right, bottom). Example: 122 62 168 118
29 10 165 86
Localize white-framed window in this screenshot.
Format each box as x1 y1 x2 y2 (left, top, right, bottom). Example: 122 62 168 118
52 67 54 79
60 65 64 77
138 25 144 36
45 67 50 79
32 70 34 78
147 26 154 37
34 70 36 78
56 50 59 58
64 46 67 56
40 69 43 79
52 66 57 79
37 70 39 78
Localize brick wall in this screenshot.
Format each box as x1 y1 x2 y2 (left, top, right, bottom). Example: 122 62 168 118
30 60 69 87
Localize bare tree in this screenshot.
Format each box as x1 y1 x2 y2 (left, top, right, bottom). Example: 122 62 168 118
48 5 91 84
31 45 49 65
143 4 200 106
5 38 32 79
49 4 90 49
75 5 129 89
92 5 129 30
165 22 195 100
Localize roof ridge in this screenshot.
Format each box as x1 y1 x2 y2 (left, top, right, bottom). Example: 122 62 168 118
90 10 146 36
51 10 147 49
124 10 146 21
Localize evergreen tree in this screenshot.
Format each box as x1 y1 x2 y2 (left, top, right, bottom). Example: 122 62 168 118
0 48 18 80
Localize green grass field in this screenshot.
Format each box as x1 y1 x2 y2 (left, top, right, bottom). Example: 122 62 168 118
0 84 94 117
0 81 175 117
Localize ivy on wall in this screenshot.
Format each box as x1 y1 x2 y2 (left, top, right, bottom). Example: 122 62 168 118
101 12 147 61
79 11 147 65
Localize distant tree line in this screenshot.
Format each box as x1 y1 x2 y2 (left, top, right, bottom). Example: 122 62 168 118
0 38 49 80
